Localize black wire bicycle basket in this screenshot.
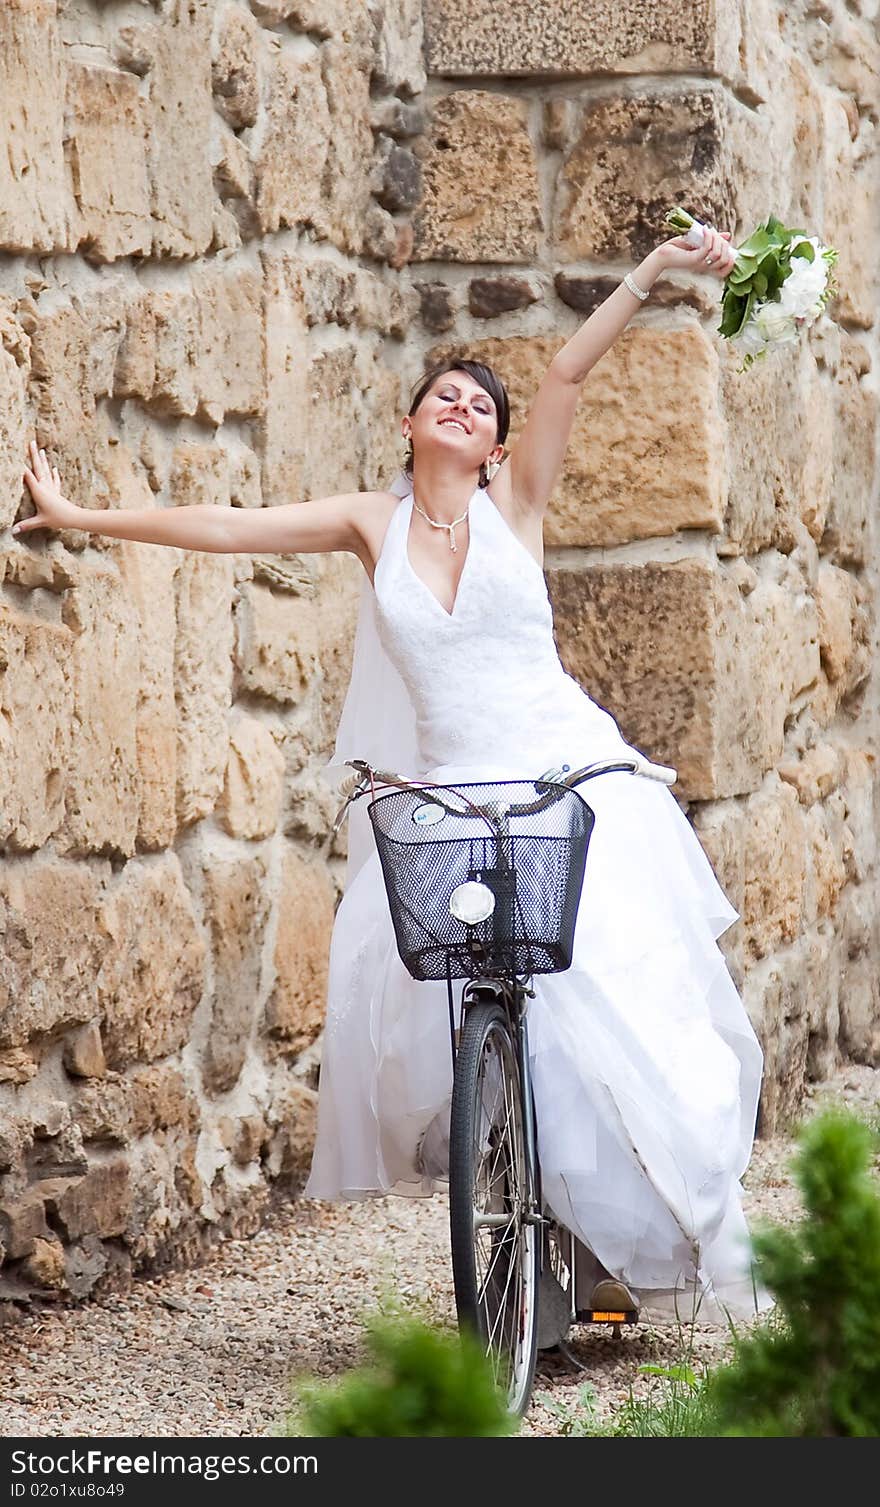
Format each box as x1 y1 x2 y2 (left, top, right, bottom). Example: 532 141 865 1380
367 779 595 981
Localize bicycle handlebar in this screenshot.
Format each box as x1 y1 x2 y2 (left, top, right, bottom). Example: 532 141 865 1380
332 753 677 835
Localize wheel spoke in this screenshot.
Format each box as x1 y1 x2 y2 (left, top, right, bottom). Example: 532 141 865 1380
450 1004 539 1415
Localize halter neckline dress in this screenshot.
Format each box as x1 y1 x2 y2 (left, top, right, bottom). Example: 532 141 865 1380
305 486 766 1320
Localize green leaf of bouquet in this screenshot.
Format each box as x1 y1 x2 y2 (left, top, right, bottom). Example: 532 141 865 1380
790 240 815 261
719 292 748 337
728 261 758 287
738 227 772 259
753 272 768 296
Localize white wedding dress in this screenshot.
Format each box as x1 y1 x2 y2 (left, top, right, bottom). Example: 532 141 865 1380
304 483 766 1320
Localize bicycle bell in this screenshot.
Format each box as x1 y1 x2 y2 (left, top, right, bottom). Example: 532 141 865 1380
449 880 496 925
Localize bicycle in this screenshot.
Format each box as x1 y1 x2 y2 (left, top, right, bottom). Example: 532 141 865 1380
332 751 677 1415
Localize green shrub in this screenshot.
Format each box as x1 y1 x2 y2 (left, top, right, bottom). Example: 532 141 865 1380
287 1312 517 1437
708 1109 880 1436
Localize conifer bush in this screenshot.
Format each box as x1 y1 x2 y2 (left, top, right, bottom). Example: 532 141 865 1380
288 1312 516 1436
708 1109 880 1436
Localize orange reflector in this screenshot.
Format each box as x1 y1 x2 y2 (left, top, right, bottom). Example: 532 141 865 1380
590 1311 627 1322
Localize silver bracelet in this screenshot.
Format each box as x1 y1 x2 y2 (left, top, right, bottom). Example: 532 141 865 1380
623 271 650 301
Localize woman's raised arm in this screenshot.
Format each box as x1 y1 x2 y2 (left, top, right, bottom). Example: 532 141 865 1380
16 440 370 558
501 228 736 518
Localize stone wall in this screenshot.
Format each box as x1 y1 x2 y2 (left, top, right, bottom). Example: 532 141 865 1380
412 0 880 1139
0 0 424 1303
0 0 877 1304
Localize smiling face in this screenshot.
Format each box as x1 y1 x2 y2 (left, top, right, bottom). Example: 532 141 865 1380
403 368 505 478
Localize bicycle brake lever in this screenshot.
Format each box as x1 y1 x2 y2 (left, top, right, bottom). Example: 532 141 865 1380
331 773 370 834
534 763 571 787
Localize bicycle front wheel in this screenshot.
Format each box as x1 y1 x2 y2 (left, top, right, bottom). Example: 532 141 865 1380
449 1001 540 1416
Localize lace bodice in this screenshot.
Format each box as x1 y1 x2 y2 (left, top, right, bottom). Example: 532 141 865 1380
372 487 630 773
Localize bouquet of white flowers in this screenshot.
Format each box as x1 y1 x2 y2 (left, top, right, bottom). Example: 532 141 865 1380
665 206 839 372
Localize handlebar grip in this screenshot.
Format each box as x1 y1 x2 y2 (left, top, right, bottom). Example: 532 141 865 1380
635 757 677 785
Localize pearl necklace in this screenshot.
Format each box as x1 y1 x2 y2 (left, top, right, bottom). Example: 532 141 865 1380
412 499 469 552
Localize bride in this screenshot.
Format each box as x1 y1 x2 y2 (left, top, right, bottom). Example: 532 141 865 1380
19 223 765 1319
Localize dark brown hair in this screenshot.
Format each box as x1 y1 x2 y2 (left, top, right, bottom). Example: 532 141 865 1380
403 356 511 485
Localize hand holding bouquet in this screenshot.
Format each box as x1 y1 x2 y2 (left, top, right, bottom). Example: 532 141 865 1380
665 206 839 372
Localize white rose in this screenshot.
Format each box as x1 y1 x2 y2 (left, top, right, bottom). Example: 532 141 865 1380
754 301 799 345
778 242 829 317
732 317 768 358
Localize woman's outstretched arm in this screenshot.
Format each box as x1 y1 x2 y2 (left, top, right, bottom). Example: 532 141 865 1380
500 226 737 517
16 441 371 557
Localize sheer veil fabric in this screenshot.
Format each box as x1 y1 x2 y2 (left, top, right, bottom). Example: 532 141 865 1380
312 475 768 1321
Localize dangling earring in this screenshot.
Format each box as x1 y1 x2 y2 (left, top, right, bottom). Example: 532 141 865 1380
484 458 501 484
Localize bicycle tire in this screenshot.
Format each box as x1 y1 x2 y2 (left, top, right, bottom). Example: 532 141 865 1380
449 1001 540 1416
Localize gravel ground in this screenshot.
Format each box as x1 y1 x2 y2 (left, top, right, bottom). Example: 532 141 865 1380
1 1062 877 1438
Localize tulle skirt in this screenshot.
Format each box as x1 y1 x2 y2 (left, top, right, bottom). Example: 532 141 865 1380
304 759 767 1321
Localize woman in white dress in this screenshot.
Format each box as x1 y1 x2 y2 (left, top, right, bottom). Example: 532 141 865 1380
19 223 763 1321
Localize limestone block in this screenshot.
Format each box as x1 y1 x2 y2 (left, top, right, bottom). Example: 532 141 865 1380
559 82 790 264
257 253 309 507
0 854 107 1048
822 336 878 568
96 854 206 1071
117 1 214 258
804 802 847 927
692 779 808 964
51 1160 131 1241
112 292 158 404
321 35 376 255
0 1 72 252
200 847 271 1096
251 0 352 32
218 1113 268 1167
21 1236 67 1290
70 1076 132 1146
720 340 834 555
0 1048 39 1084
838 750 877 887
234 583 320 706
22 297 97 510
468 276 540 319
302 346 364 500
413 92 542 264
358 357 406 494
423 0 777 95
56 567 140 857
549 561 819 801
264 846 335 1054
211 5 261 130
254 49 330 237
192 264 265 423
117 289 193 414
370 0 426 96
815 562 870 690
107 451 179 851
174 549 235 826
264 1079 318 1184
0 1189 52 1260
821 7 880 119
746 930 840 1134
837 887 880 1065
0 1111 30 1172
431 330 725 546
0 606 73 850
128 1064 200 1139
220 714 285 841
743 784 808 959
778 743 841 807
62 1021 106 1080
414 282 455 335
65 63 152 262
821 91 877 330
0 300 30 531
